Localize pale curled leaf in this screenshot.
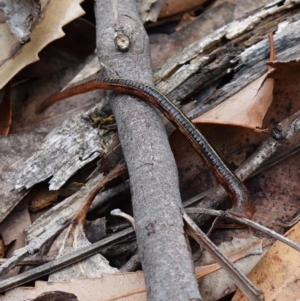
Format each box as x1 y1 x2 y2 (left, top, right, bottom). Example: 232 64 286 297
0 0 85 90
0 272 147 301
193 73 274 131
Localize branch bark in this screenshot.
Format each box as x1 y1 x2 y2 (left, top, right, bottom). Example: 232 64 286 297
94 1 200 300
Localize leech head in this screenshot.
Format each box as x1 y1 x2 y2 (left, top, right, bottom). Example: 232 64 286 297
229 203 255 219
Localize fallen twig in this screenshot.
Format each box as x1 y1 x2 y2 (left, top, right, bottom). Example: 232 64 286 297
183 211 264 301
185 208 300 252
0 228 134 293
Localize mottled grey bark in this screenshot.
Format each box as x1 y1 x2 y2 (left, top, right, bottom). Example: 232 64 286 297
94 1 200 300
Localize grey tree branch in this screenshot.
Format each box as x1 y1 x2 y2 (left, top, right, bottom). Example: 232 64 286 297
94 1 200 300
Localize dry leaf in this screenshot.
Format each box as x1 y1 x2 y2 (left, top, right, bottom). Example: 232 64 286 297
232 222 300 301
0 272 147 301
193 73 274 131
192 32 276 131
0 237 6 258
0 237 265 300
0 207 31 278
0 0 85 90
25 182 83 212
16 18 96 80
159 0 208 19
267 59 300 80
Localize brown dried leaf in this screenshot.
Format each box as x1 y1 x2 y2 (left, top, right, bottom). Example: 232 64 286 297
193 74 274 131
267 59 300 80
0 237 265 300
0 272 147 301
0 207 31 278
25 182 83 212
159 0 208 19
0 83 11 136
232 222 300 301
0 237 6 258
0 0 85 90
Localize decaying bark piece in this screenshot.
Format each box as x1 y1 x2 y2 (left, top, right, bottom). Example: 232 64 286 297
0 0 41 43
94 1 200 300
0 132 45 222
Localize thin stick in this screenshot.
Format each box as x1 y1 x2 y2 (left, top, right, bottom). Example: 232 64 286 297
183 211 264 301
185 208 300 253
0 228 134 293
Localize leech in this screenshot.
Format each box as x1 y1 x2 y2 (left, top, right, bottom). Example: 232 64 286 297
37 78 254 219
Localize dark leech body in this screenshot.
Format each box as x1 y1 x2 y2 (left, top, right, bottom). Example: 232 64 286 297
38 78 254 219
